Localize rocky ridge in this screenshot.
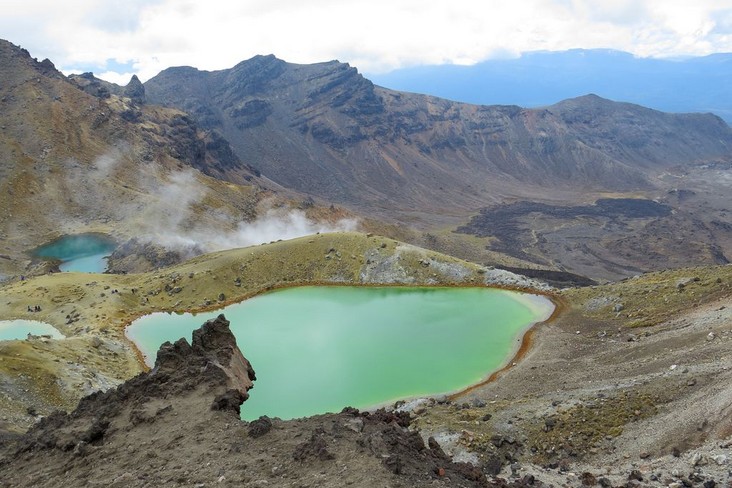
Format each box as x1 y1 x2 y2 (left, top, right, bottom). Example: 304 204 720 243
140 54 732 280
12 314 255 455
144 56 732 216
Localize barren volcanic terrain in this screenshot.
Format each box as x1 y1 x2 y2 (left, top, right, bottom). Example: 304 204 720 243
142 56 732 280
1 39 731 488
1 245 730 487
3 40 732 282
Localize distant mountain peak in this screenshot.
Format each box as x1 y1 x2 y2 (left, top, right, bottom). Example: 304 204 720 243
550 93 623 108
231 53 284 70
369 50 732 123
142 53 732 215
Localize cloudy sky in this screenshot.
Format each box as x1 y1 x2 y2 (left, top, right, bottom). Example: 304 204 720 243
3 0 732 84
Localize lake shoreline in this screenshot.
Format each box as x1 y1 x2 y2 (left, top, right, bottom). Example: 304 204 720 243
449 293 564 400
0 232 560 429
124 280 560 369
0 319 66 341
125 283 559 419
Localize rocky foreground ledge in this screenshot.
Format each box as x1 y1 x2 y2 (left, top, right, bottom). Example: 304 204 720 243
0 315 544 488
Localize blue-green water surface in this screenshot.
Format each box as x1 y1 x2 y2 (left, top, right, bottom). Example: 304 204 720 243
33 234 116 273
126 286 553 420
0 320 65 341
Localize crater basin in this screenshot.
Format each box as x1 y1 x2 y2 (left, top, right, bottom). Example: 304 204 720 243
32 233 116 273
126 286 554 420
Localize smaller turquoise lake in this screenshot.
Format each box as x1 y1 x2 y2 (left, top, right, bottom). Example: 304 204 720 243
0 320 65 341
32 234 116 273
127 286 554 420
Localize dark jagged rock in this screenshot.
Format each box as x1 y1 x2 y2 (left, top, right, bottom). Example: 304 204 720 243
362 408 411 428
582 472 598 486
248 415 273 438
16 314 254 454
68 72 113 99
123 74 146 104
230 98 272 128
628 469 643 481
293 428 335 462
359 411 491 485
483 454 505 476
0 40 64 86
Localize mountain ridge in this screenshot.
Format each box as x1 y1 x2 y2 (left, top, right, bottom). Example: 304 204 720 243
369 48 732 122
139 54 732 280
143 55 732 218
4 39 732 281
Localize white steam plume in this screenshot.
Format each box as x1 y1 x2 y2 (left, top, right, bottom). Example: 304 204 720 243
147 202 358 253
67 148 359 254
211 208 358 250
137 170 359 252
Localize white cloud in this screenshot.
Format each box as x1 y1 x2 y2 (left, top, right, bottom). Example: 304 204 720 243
3 0 732 82
96 71 137 86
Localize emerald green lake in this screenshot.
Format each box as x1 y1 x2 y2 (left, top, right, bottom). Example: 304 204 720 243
126 286 553 420
32 234 116 273
0 320 65 341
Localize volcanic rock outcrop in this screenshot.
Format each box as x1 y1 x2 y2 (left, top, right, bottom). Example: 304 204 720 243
14 314 255 455
123 75 146 105
0 314 531 487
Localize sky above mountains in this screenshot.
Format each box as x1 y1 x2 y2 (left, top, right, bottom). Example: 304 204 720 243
4 0 732 84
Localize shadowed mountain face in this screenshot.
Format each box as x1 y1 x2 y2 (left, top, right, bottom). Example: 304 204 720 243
145 55 732 218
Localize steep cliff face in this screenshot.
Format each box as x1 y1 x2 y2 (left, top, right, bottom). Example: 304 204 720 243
144 55 732 215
